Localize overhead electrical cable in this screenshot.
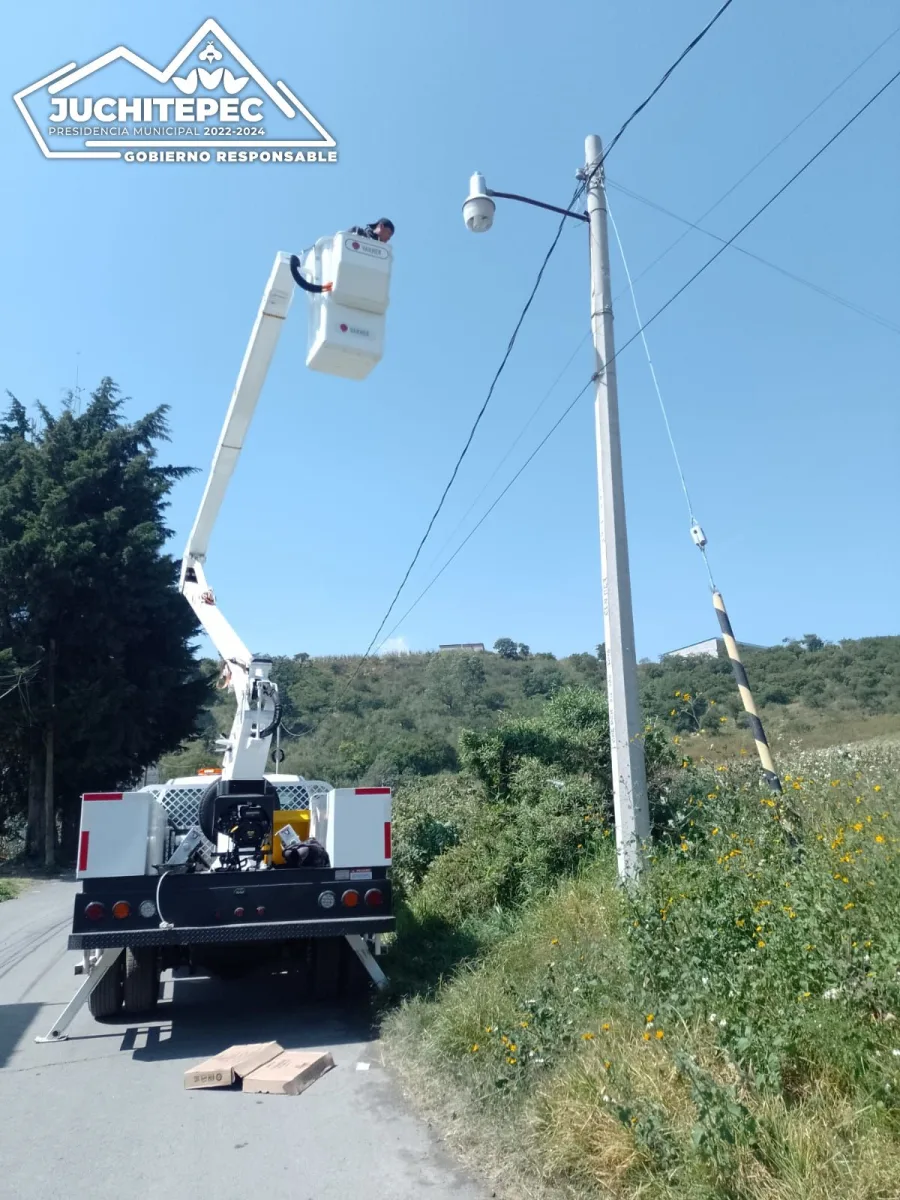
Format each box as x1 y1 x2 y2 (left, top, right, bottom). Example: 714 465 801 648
586 0 740 179
370 64 900 640
348 185 584 679
608 179 900 336
347 2 744 689
625 19 900 287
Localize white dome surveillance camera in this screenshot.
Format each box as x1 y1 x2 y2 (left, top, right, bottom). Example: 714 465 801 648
463 172 495 233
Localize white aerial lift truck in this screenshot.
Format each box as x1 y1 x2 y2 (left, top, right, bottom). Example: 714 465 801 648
39 230 395 1041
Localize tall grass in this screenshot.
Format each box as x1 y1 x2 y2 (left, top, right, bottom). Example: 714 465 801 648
384 741 900 1199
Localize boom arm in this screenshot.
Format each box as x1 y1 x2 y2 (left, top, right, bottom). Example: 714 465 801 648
180 251 296 780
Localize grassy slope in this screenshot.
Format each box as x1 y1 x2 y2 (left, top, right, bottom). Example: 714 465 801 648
382 741 900 1200
0 878 24 901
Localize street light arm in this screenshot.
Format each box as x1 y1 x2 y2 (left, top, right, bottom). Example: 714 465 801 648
486 189 590 223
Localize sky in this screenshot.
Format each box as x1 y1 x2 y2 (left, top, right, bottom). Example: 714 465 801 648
1 0 898 663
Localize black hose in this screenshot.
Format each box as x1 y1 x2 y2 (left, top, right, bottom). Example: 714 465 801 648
290 254 330 294
258 702 282 741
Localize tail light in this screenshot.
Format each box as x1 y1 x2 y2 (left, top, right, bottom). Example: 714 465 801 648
364 888 384 907
84 901 105 921
234 907 245 918
341 889 360 908
318 890 336 909
112 900 131 919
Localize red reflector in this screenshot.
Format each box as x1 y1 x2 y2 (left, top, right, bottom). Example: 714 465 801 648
256 906 266 917
84 901 105 921
341 889 360 908
234 907 245 918
364 888 384 907
78 831 90 872
384 821 392 858
83 792 123 801
355 787 391 795
112 900 131 919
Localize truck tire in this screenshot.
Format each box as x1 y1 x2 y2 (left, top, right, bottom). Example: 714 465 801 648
122 947 160 1014
88 954 123 1020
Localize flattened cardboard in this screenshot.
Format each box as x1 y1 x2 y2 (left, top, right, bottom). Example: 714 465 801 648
184 1041 283 1090
241 1049 335 1096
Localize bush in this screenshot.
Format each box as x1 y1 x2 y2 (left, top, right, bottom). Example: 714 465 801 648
385 740 900 1199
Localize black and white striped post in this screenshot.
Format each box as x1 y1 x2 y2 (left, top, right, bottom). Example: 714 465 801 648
711 589 782 794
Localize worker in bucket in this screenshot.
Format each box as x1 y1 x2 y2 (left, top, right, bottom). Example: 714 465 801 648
349 218 394 244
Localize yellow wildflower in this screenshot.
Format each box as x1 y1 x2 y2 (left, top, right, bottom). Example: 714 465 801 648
582 1032 595 1041
655 1029 665 1040
642 1032 651 1042
602 1023 611 1031
471 1044 479 1052
875 835 885 844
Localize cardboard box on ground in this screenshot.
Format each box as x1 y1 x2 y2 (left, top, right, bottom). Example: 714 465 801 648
185 1041 335 1094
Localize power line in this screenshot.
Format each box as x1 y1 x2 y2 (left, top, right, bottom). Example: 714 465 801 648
607 178 900 336
352 4 744 683
421 333 591 575
346 184 584 685
625 19 900 286
603 63 900 351
373 377 597 655
586 0 740 179
372 64 900 640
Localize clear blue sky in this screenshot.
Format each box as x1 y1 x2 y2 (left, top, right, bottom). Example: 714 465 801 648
3 1 898 662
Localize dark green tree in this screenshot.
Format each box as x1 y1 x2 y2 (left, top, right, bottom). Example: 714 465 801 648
493 637 519 659
0 379 210 860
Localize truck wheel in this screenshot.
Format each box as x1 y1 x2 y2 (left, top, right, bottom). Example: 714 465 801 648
88 954 124 1020
313 937 342 1001
122 947 161 1014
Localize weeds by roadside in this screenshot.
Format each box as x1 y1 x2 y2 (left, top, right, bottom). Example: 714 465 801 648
384 740 900 1199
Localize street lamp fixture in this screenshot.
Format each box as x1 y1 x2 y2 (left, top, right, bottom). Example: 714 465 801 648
462 138 650 884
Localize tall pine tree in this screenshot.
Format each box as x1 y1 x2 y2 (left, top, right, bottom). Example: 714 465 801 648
0 378 211 861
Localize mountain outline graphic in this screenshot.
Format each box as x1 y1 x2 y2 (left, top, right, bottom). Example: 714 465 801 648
13 17 337 161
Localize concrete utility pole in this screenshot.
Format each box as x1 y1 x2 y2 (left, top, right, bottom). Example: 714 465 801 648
583 134 650 881
462 137 651 883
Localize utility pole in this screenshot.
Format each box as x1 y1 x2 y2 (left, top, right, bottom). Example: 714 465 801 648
583 134 650 882
43 638 56 869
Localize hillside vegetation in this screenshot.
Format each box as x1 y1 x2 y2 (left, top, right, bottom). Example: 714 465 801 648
379 691 900 1199
160 634 900 785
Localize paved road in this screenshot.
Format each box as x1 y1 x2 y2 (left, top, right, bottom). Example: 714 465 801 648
0 879 488 1200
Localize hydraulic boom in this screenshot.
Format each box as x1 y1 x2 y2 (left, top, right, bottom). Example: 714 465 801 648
179 251 295 779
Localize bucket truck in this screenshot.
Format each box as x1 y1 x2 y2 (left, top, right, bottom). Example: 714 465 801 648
40 233 394 1041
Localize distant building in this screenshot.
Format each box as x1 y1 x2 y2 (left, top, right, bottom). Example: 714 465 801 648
662 637 766 660
439 642 485 653
664 638 720 660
